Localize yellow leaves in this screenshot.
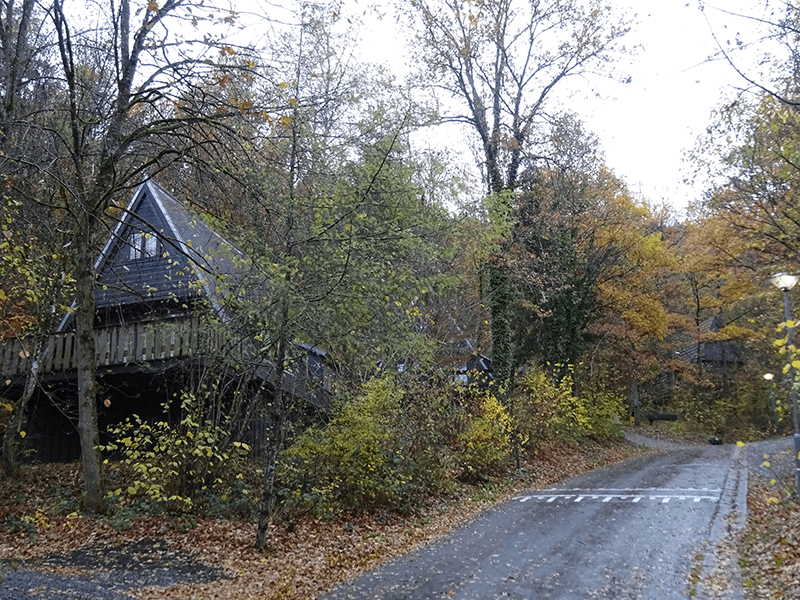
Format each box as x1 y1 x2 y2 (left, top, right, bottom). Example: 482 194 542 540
19 430 26 438
737 441 745 447
0 289 5 301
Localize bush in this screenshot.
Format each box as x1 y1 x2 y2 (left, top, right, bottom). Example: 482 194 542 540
511 365 624 447
102 391 251 512
391 379 458 499
512 367 588 446
581 387 625 439
509 369 559 447
456 391 511 480
278 376 412 516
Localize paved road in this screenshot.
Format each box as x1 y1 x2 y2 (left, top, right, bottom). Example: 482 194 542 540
322 442 748 600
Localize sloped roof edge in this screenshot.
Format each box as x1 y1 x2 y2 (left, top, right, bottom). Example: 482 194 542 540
57 179 246 332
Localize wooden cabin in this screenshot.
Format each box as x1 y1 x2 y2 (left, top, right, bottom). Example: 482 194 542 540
637 315 747 410
1 180 329 461
454 354 494 390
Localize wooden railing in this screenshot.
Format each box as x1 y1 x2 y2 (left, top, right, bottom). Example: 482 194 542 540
0 317 230 378
1 317 330 409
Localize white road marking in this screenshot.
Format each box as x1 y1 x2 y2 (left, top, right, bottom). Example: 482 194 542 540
549 487 722 494
513 488 720 505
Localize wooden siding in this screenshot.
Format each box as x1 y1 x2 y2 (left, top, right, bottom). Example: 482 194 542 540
0 317 233 378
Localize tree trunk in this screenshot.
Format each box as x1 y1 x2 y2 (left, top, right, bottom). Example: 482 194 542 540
628 378 640 427
75 238 103 511
2 337 42 478
488 265 512 386
255 301 289 552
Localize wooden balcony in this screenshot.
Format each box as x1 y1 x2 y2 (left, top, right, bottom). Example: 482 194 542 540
0 317 230 379
1 316 329 410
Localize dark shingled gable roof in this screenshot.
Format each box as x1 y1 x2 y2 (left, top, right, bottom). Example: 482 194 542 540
57 179 247 331
145 179 245 303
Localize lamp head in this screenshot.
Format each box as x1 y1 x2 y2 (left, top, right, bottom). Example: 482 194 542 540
770 273 800 292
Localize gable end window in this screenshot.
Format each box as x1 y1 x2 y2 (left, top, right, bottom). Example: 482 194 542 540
129 231 158 260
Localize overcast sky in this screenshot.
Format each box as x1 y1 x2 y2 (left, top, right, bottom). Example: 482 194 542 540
576 1 771 214
352 0 776 215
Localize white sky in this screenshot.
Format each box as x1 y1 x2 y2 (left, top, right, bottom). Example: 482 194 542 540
351 0 775 215
576 1 771 215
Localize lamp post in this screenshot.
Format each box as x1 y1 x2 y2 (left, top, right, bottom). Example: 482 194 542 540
770 273 800 494
764 373 778 433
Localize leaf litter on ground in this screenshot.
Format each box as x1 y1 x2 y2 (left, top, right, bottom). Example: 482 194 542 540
1 438 642 599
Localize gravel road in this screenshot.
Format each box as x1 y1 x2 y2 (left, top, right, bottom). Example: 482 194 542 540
0 538 225 600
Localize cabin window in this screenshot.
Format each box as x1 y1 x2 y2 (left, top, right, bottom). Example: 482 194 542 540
129 231 158 260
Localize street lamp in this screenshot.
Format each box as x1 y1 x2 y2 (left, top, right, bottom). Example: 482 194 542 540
764 373 778 433
770 273 800 494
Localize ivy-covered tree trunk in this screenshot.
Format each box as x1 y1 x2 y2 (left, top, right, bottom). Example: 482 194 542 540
488 264 513 386
488 263 522 469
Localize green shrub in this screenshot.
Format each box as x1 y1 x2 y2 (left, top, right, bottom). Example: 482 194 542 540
512 366 589 446
457 391 511 479
512 365 624 446
391 380 458 499
102 391 251 512
581 387 625 439
279 376 412 516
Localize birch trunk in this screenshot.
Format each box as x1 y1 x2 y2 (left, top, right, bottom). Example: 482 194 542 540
2 337 43 478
